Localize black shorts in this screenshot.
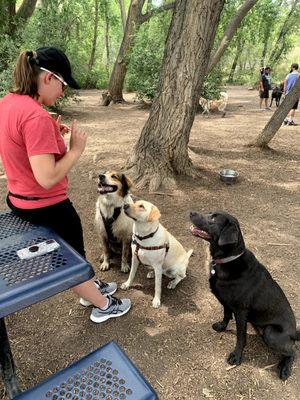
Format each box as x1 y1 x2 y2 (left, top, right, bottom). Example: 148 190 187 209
259 89 269 99
292 100 299 110
6 197 86 257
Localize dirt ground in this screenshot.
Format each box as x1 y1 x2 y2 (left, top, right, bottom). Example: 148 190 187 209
0 86 299 399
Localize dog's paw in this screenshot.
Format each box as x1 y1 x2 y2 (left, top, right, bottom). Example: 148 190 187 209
147 270 155 279
167 279 178 290
278 359 292 381
121 263 130 273
227 351 242 366
120 281 130 290
212 321 227 332
152 297 161 308
100 260 110 271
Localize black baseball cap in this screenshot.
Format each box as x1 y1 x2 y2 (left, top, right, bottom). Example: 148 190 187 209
35 47 80 89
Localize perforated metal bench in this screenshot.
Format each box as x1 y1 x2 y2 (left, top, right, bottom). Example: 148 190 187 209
0 211 95 398
14 341 158 400
0 211 94 318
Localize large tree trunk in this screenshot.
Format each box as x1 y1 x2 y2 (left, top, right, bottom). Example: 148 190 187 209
206 0 258 74
254 77 300 148
104 0 110 74
126 0 225 191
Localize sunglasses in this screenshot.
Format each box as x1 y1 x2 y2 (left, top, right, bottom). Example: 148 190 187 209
40 67 68 90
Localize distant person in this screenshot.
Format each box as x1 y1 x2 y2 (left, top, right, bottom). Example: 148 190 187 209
283 63 300 126
259 66 272 110
0 47 131 323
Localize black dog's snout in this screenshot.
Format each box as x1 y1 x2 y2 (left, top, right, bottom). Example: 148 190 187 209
190 211 198 218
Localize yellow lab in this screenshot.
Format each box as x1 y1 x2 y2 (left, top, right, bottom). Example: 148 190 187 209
121 200 193 308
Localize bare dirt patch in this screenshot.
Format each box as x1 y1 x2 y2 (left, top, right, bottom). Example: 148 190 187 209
0 86 299 399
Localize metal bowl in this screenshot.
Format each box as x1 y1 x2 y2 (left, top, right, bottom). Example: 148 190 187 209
219 169 239 184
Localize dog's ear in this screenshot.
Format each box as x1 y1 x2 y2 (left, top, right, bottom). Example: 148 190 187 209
218 223 239 246
121 174 133 195
147 206 161 222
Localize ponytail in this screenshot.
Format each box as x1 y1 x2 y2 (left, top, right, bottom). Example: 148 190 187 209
11 50 41 97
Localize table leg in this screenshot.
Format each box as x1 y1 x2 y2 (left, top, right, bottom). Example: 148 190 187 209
0 318 21 399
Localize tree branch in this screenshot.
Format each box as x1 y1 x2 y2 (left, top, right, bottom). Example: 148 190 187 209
139 2 175 24
206 0 258 74
16 0 38 20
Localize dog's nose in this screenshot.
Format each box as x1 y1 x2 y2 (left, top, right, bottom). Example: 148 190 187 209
123 204 130 210
190 211 197 218
98 174 105 181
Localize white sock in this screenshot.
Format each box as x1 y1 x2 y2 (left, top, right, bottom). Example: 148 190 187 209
287 116 292 122
99 298 109 310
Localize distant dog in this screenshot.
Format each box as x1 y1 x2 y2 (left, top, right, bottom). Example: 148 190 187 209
190 210 299 380
121 200 193 308
270 82 284 107
95 171 133 272
199 91 228 117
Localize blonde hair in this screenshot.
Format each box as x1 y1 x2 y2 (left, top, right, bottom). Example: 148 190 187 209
11 50 41 97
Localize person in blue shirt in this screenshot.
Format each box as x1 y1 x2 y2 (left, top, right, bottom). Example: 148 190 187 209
283 63 299 126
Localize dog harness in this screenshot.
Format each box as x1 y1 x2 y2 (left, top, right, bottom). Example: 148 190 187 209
132 228 169 264
210 252 244 275
100 207 121 244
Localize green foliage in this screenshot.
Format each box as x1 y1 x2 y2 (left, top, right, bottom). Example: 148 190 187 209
126 13 169 100
0 0 299 102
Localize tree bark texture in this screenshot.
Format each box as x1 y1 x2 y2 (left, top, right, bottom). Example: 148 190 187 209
206 0 258 74
254 77 300 148
127 0 225 191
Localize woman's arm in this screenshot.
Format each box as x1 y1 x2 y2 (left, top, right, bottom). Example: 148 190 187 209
29 120 87 189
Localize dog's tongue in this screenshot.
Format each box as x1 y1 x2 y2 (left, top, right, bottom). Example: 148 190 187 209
190 225 211 239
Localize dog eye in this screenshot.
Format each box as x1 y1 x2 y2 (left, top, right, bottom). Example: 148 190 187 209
139 205 145 209
111 174 118 179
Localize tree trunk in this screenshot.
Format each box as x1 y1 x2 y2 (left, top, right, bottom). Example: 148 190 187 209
126 0 225 191
118 0 127 32
102 0 175 105
87 0 100 77
228 39 244 83
102 0 144 104
104 0 110 75
254 77 300 148
206 0 258 74
4 0 38 36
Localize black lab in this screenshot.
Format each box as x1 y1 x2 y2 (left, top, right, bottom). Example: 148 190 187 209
189 211 299 380
270 82 284 107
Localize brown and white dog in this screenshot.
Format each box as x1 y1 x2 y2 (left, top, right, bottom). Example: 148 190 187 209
95 171 133 272
199 91 228 117
121 200 193 308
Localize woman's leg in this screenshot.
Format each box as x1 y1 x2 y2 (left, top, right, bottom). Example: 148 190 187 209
7 198 108 307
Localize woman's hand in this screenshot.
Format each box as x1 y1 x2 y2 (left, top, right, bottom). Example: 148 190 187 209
69 120 88 156
56 115 70 136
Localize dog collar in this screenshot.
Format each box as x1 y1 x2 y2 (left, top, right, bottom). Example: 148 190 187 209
211 252 244 275
134 226 159 241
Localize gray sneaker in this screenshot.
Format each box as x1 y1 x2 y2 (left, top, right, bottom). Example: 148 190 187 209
79 279 117 307
90 296 131 323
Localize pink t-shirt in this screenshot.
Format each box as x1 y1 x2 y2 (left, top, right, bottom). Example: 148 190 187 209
0 93 68 209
